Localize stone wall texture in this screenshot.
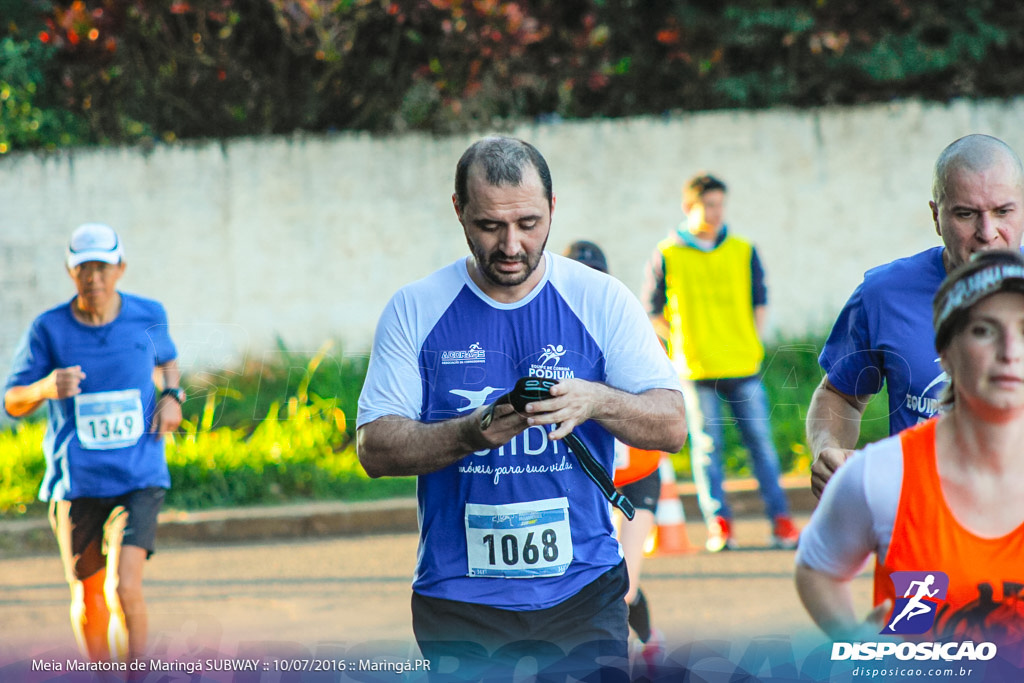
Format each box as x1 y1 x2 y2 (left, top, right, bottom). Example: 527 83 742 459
3 98 1024 386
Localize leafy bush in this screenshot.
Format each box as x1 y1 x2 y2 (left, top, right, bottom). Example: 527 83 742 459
165 341 412 510
0 421 49 515
179 338 368 437
0 334 893 516
3 0 1024 152
0 342 413 517
165 393 413 510
0 0 90 153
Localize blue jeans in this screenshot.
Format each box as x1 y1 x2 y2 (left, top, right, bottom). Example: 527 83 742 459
686 375 789 522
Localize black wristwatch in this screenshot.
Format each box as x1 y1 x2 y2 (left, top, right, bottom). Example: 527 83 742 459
160 387 186 405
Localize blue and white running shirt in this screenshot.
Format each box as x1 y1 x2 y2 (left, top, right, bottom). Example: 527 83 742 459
819 247 948 435
358 252 681 610
4 293 177 500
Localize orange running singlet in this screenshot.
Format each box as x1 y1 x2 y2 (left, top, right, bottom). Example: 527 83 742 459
613 445 662 487
874 418 1024 644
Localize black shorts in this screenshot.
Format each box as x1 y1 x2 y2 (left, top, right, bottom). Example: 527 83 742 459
49 487 165 579
412 561 629 681
620 468 661 514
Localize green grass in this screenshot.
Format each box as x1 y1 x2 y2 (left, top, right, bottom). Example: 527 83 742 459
165 340 414 511
0 342 413 518
178 337 368 439
0 333 895 517
0 421 49 516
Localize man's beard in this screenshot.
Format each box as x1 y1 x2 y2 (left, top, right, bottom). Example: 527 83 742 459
469 235 548 288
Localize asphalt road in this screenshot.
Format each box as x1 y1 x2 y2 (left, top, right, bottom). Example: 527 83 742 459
0 514 879 681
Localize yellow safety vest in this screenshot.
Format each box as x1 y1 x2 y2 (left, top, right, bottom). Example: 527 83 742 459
659 235 764 380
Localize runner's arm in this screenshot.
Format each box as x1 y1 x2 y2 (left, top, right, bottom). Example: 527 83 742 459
358 403 529 478
151 359 183 435
152 358 181 392
795 564 891 641
4 366 86 417
523 381 687 451
806 376 871 498
754 305 768 338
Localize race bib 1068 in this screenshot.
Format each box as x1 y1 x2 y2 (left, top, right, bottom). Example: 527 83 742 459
464 497 572 578
74 389 145 450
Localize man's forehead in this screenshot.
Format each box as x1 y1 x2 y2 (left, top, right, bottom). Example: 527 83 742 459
944 162 1024 203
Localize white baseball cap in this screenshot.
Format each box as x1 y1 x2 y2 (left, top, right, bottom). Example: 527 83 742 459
66 223 125 268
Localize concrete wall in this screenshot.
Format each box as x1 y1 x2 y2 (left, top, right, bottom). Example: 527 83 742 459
3 98 1024 385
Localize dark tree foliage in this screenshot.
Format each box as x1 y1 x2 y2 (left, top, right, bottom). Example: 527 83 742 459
0 0 89 152
1 0 1023 152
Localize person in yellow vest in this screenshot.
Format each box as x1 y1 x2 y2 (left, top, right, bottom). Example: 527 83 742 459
641 173 799 552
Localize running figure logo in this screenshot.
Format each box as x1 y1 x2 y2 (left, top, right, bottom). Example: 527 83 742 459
883 571 950 635
537 344 566 366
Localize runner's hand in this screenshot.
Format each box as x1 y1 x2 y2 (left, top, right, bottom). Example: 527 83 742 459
811 447 854 499
476 402 531 449
151 393 183 437
521 378 599 441
48 366 86 400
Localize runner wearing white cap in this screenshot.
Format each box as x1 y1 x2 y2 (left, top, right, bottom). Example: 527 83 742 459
4 223 182 664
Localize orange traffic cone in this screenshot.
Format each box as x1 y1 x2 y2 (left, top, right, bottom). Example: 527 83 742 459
646 455 696 556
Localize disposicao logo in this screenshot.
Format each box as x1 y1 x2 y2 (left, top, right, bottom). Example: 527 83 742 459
830 641 997 662
830 569 999 664
883 570 949 635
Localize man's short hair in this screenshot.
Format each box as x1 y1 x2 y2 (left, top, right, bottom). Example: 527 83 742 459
454 136 553 210
683 173 727 207
932 134 1024 207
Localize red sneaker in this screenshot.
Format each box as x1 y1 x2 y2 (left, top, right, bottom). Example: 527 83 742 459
640 628 664 676
771 515 800 549
705 516 735 552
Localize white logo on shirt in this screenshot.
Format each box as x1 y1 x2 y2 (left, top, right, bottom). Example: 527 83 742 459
537 344 566 366
530 344 575 380
905 359 949 419
441 342 486 365
450 386 503 411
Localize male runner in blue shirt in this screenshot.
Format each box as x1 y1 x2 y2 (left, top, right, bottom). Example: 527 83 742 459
357 136 686 680
807 134 1024 497
5 223 183 664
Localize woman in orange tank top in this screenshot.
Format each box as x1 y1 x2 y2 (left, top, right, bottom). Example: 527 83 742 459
795 250 1024 648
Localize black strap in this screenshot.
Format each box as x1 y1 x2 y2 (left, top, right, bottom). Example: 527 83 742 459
494 377 636 520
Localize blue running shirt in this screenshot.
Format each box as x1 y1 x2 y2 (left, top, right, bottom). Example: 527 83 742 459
5 293 177 500
819 247 948 436
358 253 681 610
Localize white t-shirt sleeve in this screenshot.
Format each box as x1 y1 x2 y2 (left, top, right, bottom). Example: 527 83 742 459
356 288 424 426
357 262 467 427
551 254 681 395
795 436 903 579
603 278 681 394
